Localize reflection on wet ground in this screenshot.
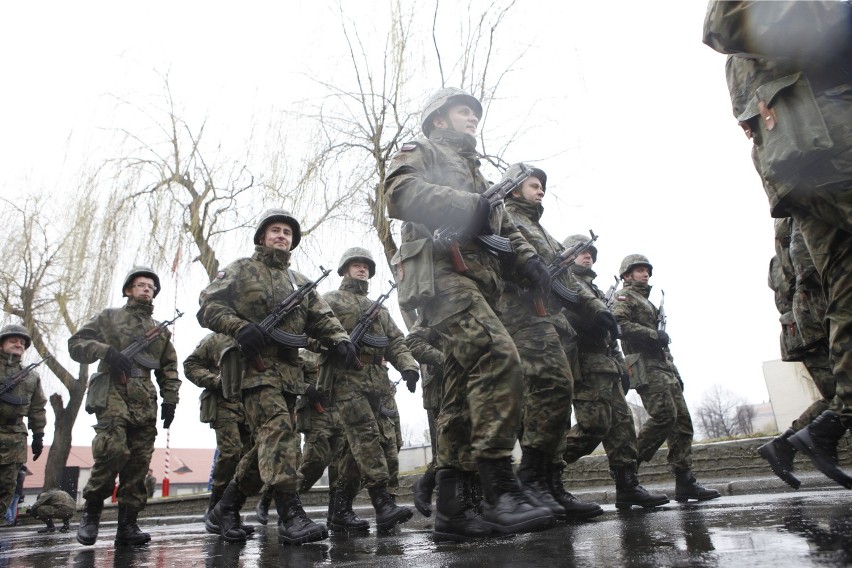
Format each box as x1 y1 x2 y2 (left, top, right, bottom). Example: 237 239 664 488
0 490 850 567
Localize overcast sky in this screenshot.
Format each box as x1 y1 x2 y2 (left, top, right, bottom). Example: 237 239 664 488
1 1 783 456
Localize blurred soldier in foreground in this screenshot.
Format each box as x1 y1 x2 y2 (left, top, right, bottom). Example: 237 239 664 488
69 267 180 546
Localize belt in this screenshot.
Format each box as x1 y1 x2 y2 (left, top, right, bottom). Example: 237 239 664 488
2 418 18 426
359 354 384 366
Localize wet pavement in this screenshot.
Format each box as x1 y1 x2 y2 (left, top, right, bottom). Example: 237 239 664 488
1 488 851 567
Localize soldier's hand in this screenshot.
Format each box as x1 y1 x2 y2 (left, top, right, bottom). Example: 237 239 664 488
473 195 493 235
656 330 671 347
678 377 685 392
161 402 176 429
619 370 631 394
335 340 359 368
594 311 620 338
304 385 330 408
31 433 44 461
237 323 268 357
402 369 419 393
105 347 133 377
520 257 551 297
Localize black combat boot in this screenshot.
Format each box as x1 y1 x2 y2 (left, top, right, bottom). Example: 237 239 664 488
476 457 553 535
516 447 568 521
210 480 247 542
758 428 801 489
612 465 670 509
275 490 328 545
432 468 490 542
328 489 370 532
233 490 255 535
368 485 413 531
412 468 436 517
465 470 484 516
548 463 604 520
114 504 152 546
204 487 224 534
60 518 71 533
255 488 272 525
789 410 852 489
674 470 721 502
76 499 103 546
37 519 56 533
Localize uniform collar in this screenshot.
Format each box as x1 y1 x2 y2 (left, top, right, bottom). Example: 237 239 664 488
2 352 22 367
506 197 543 222
253 245 291 270
623 280 652 298
125 298 155 316
340 275 370 296
429 128 478 154
570 264 597 281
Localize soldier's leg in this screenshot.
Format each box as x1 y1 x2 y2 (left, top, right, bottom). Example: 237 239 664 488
83 417 131 503
113 422 157 546
242 386 302 491
563 375 615 465
603 381 639 467
386 438 400 495
635 380 677 465
435 354 472 470
211 407 244 496
791 344 838 431
0 462 19 513
666 384 695 472
298 413 334 492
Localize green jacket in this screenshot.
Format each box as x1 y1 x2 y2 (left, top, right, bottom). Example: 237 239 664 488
183 332 244 420
0 354 47 464
611 281 676 378
569 264 626 375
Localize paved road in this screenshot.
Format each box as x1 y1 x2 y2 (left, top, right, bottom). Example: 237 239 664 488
1 488 850 567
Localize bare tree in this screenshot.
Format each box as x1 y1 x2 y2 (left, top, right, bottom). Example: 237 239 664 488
696 384 751 440
735 404 756 436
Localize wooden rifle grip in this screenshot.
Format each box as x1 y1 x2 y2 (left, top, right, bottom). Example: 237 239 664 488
533 297 548 317
314 401 325 414
449 242 468 273
252 355 267 372
118 372 127 386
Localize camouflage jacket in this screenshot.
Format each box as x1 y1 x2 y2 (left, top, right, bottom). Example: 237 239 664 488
31 488 76 518
404 319 444 391
183 332 243 413
703 1 852 217
319 277 418 400
569 265 626 375
68 299 180 404
0 354 47 437
611 281 676 375
385 128 537 320
197 246 349 394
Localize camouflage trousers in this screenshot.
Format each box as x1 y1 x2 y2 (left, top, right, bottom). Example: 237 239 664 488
635 377 694 472
299 406 359 496
792 342 841 431
513 321 573 453
0 461 22 513
337 393 389 489
422 371 442 473
240 385 301 493
378 417 400 492
31 489 75 521
563 371 638 468
210 404 254 494
431 294 523 470
83 416 157 512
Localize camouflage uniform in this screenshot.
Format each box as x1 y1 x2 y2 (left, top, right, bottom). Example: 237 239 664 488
184 333 255 496
0 353 47 514
704 3 852 472
29 489 76 530
69 299 180 512
378 381 403 493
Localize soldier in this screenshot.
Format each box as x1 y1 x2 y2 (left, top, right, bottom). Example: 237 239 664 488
0 325 46 527
318 247 418 531
197 209 356 545
69 266 181 546
611 255 719 503
498 164 606 520
385 88 554 540
759 218 838 488
378 380 403 497
560 235 669 509
183 332 256 535
704 0 852 488
27 488 75 533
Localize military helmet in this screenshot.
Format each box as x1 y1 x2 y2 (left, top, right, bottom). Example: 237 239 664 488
0 324 32 350
421 87 483 136
122 266 162 298
503 162 547 196
619 254 653 278
253 208 302 250
337 247 376 278
562 234 597 263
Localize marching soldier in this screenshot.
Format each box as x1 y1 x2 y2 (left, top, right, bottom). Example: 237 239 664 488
69 266 181 546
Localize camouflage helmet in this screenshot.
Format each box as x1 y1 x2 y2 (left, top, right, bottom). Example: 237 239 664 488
337 247 376 278
0 324 32 350
562 234 597 263
503 162 547 197
421 87 483 136
122 266 161 298
253 209 302 250
619 254 653 278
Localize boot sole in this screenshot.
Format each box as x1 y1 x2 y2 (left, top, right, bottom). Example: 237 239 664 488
674 493 721 503
615 497 670 510
76 534 97 546
329 522 370 533
278 527 329 545
483 512 553 535
376 507 414 531
564 507 604 520
757 443 801 489
789 429 852 489
114 538 151 547
432 529 489 542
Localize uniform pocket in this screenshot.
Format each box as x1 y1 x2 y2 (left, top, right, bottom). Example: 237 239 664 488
85 372 110 415
396 238 435 311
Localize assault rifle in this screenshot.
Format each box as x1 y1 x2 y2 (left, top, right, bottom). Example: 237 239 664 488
115 310 184 385
603 276 623 340
251 267 332 372
0 356 51 404
348 281 397 371
532 230 599 317
433 164 533 273
657 289 670 355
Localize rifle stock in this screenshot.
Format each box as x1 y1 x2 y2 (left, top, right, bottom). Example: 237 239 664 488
116 310 184 385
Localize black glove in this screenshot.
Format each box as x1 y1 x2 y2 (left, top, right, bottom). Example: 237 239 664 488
237 323 268 357
31 433 44 461
105 347 133 377
304 385 330 408
656 330 671 347
520 257 552 297
402 369 419 393
678 377 685 392
473 195 493 235
335 340 359 368
161 402 176 429
594 311 620 338
619 370 631 394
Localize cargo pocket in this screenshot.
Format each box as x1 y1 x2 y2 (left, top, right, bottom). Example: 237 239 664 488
199 389 217 423
395 238 435 311
85 372 110 415
624 353 647 390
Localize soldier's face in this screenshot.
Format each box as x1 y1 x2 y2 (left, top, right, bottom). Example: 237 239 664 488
627 266 650 284
126 277 156 302
1 337 26 357
263 222 294 252
515 177 545 204
347 261 370 281
434 104 479 136
575 251 594 268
